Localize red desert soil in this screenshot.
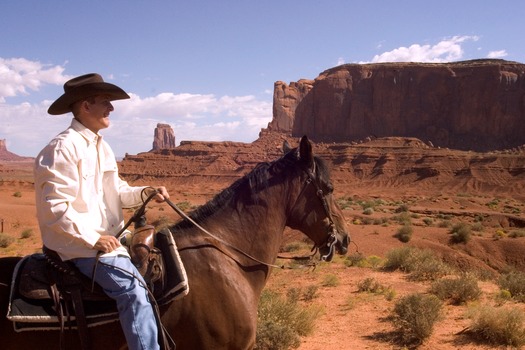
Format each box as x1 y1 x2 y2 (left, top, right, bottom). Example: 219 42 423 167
1 143 525 349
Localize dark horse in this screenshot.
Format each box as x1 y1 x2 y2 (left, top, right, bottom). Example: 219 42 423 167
0 136 349 349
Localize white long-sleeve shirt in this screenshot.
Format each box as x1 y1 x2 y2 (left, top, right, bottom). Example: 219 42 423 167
34 119 147 261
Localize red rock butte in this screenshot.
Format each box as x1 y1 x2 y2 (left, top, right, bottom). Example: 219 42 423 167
265 59 525 152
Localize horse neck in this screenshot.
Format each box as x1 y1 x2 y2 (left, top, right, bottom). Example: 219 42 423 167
180 177 292 265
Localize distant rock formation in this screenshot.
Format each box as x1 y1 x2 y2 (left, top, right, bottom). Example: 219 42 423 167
264 59 525 152
151 123 176 151
0 139 32 161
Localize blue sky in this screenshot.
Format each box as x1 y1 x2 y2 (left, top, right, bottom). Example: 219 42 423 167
2 1 524 157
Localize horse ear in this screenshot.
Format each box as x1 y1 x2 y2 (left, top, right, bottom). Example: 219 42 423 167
298 135 314 167
282 140 292 154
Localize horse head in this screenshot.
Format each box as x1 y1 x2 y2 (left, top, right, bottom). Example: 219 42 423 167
283 136 350 261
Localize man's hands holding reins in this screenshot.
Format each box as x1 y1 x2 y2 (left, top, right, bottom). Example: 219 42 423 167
151 186 170 203
94 186 170 254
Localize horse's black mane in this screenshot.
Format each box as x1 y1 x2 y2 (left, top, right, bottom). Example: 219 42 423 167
171 148 329 230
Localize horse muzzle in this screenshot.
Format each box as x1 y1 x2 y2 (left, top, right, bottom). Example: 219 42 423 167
319 229 349 261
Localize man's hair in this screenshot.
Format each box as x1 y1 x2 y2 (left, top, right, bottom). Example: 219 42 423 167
70 96 97 117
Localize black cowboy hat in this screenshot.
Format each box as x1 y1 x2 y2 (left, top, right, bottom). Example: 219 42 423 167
48 73 130 115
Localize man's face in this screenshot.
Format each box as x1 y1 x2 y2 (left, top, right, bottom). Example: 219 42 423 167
79 95 114 133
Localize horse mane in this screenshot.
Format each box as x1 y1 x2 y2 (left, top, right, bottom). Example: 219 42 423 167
171 147 330 230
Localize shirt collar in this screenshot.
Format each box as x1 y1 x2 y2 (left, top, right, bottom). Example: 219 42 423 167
70 118 101 144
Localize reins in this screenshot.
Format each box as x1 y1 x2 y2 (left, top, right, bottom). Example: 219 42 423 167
125 162 340 270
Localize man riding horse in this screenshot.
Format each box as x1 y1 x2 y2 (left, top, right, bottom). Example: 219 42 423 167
35 73 171 350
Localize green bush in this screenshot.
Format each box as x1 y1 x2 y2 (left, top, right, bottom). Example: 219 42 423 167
362 207 374 215
430 274 481 305
468 306 525 347
302 285 319 302
256 290 322 350
322 274 339 287
449 222 472 243
0 233 15 248
498 271 525 302
391 293 442 345
20 229 34 239
343 253 366 267
384 247 449 281
394 224 413 243
422 217 433 226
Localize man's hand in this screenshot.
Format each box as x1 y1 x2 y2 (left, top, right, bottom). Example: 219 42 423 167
94 235 121 253
152 186 170 203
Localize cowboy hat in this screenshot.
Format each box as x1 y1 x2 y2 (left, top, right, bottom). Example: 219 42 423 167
48 73 130 115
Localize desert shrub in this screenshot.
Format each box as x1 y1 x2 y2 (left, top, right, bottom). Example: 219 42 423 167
366 255 383 269
437 220 452 228
471 222 484 232
509 229 525 238
393 212 411 225
395 204 409 213
449 222 472 243
336 197 353 210
322 274 339 287
357 277 383 293
362 207 374 215
343 253 366 267
384 246 449 281
302 285 319 302
286 288 301 303
422 217 433 226
256 290 322 350
498 270 525 302
468 305 525 347
0 233 15 248
20 229 34 239
281 241 307 253
357 277 396 300
391 293 442 345
430 274 481 305
13 191 22 198
394 224 413 242
175 201 193 212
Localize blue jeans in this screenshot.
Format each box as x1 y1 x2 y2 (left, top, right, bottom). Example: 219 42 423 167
72 255 160 350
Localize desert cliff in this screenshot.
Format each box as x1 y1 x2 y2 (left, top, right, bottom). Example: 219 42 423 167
266 59 525 152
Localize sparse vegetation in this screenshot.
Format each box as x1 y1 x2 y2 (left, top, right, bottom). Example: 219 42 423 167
498 270 525 302
384 246 449 281
467 305 525 347
256 289 322 350
0 233 15 248
391 293 443 345
322 274 339 287
20 229 33 239
13 191 22 198
430 274 481 305
449 222 472 243
357 277 396 300
394 224 413 242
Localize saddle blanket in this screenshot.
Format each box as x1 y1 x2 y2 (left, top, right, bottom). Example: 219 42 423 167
7 228 188 332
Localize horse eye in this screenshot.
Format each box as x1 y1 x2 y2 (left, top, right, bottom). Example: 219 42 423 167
326 184 334 194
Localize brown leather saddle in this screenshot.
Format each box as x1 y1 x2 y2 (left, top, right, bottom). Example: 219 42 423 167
8 227 188 349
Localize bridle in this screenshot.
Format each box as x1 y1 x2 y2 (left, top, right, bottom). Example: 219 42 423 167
124 158 341 269
289 163 339 261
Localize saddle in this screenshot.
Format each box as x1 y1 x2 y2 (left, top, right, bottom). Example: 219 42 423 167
7 228 188 349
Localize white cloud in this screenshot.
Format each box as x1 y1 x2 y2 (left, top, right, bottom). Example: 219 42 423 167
487 50 508 59
336 57 345 66
0 58 69 102
0 57 273 157
366 35 480 63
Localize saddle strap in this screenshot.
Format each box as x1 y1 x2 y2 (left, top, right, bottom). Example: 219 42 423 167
70 287 91 350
